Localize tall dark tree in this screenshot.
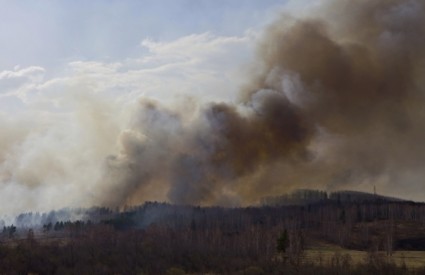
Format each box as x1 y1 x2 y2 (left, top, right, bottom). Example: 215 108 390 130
277 229 289 253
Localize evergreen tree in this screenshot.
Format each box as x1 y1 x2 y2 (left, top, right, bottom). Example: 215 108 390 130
277 229 289 253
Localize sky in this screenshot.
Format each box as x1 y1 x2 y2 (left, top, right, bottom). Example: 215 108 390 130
0 0 291 70
2 0 423 215
0 0 305 108
0 0 306 214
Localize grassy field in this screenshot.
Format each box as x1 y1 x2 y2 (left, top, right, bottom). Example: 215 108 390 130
304 243 425 269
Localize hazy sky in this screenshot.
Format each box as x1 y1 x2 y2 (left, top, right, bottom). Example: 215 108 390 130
0 0 294 70
0 0 310 109
0 0 311 213
1 0 424 214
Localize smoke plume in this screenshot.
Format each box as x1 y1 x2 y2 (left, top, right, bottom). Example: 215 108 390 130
1 0 425 213
98 0 425 206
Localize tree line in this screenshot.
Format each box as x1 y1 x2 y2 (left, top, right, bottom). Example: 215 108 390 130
1 196 425 273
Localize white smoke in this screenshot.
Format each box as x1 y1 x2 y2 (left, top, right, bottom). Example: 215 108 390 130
0 32 254 215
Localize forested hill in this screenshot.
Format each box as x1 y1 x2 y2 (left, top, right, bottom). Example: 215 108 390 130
0 189 418 231
1 192 425 274
261 189 407 206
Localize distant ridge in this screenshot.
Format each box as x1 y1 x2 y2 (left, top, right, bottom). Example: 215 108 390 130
261 189 408 206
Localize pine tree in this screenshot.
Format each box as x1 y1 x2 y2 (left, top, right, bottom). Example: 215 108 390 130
277 229 289 253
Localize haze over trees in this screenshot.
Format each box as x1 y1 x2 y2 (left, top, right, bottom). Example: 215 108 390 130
1 190 425 274
1 0 425 273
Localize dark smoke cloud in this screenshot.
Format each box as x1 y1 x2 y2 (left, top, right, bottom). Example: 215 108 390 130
100 0 425 206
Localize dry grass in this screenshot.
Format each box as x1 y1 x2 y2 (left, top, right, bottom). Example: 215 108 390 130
304 243 425 269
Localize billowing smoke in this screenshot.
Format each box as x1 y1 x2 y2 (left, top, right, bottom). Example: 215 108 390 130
100 0 425 206
1 0 425 213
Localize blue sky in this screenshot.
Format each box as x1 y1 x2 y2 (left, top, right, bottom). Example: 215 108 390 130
0 0 312 115
0 0 290 70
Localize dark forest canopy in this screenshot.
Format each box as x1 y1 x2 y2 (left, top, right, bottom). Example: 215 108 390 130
1 195 425 274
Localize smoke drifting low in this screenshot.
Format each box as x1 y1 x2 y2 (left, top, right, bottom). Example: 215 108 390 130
1 0 425 212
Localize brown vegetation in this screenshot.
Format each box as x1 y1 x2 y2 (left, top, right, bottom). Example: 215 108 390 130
1 196 425 274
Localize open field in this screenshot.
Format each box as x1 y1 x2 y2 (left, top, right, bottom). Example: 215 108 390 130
304 243 425 270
